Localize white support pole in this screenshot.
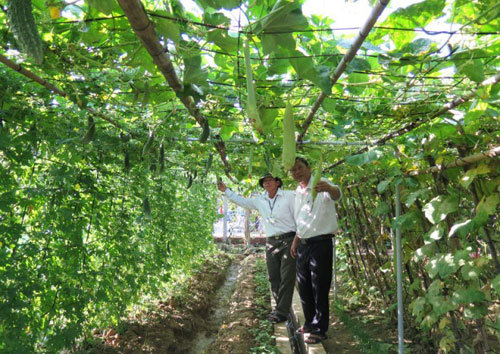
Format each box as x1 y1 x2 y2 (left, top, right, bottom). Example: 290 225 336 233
395 183 404 354
244 208 250 247
223 196 228 244
333 235 337 301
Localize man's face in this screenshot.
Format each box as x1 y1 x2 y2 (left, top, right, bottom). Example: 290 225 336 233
290 160 311 183
262 177 279 194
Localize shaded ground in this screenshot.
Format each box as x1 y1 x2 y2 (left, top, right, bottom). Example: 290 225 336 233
322 295 398 354
77 248 264 353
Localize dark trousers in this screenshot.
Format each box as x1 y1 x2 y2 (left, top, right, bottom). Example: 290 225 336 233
266 237 296 317
296 238 333 335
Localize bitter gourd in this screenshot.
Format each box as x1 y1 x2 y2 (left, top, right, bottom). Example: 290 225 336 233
6 0 44 64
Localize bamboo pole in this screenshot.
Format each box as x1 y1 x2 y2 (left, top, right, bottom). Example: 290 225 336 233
408 146 500 176
327 73 500 169
297 0 390 142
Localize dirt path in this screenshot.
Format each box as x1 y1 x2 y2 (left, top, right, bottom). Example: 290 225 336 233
205 251 260 353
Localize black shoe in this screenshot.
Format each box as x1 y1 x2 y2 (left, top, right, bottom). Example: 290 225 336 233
267 312 288 323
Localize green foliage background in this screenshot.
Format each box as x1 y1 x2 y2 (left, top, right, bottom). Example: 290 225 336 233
0 0 499 352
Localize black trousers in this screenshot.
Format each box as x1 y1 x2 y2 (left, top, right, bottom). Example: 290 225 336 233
296 237 333 335
266 236 296 317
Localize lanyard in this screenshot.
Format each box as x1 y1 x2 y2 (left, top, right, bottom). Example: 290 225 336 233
267 195 279 215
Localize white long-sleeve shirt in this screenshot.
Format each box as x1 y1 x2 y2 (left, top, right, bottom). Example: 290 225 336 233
224 188 296 237
294 177 341 239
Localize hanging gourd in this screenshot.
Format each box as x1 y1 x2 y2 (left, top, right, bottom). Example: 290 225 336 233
282 101 295 171
311 155 323 202
243 38 263 134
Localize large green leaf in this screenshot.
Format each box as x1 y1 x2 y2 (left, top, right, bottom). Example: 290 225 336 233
451 49 487 83
251 0 309 34
289 51 332 93
448 219 473 238
473 194 500 226
425 253 460 279
207 29 238 52
452 288 485 304
179 41 208 87
195 0 240 10
86 0 119 14
422 195 459 224
345 148 384 166
154 11 181 44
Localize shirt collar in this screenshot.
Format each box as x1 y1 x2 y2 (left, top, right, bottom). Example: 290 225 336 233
264 188 283 200
297 178 312 192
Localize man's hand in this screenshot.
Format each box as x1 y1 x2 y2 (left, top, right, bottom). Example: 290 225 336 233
315 181 341 201
290 235 300 259
217 181 227 192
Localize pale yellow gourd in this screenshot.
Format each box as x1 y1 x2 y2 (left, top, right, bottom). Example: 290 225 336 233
282 102 295 171
244 38 263 134
311 155 323 202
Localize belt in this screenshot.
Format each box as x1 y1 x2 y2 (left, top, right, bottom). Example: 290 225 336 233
268 231 295 241
299 233 333 245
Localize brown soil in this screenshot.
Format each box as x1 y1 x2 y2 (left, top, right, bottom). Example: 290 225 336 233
78 249 263 354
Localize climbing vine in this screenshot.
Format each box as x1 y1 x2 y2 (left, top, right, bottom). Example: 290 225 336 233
0 0 499 352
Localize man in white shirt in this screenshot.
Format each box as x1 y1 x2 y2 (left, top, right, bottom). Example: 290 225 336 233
289 157 341 344
217 173 296 323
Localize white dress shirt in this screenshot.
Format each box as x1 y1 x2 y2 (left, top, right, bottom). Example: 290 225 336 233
294 177 341 239
224 188 296 237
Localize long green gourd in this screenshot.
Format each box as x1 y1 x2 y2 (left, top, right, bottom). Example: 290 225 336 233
282 101 295 171
6 0 44 64
243 38 263 134
311 155 323 202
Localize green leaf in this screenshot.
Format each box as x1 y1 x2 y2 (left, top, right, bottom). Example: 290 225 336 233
179 41 208 87
377 179 391 194
391 210 419 232
464 303 488 319
251 0 309 34
429 297 457 316
461 264 480 281
452 50 486 83
86 0 118 14
492 274 500 296
207 29 238 52
452 288 485 304
259 107 278 134
425 225 444 242
448 219 473 238
346 148 384 166
422 195 459 224
374 202 390 216
476 194 499 215
473 194 499 226
404 189 428 208
195 0 240 10
154 11 181 44
289 51 332 93
425 253 460 279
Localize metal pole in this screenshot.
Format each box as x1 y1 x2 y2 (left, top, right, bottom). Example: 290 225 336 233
333 235 337 301
223 196 228 244
395 182 404 354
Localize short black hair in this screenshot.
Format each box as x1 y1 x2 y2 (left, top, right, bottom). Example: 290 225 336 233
295 156 309 167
